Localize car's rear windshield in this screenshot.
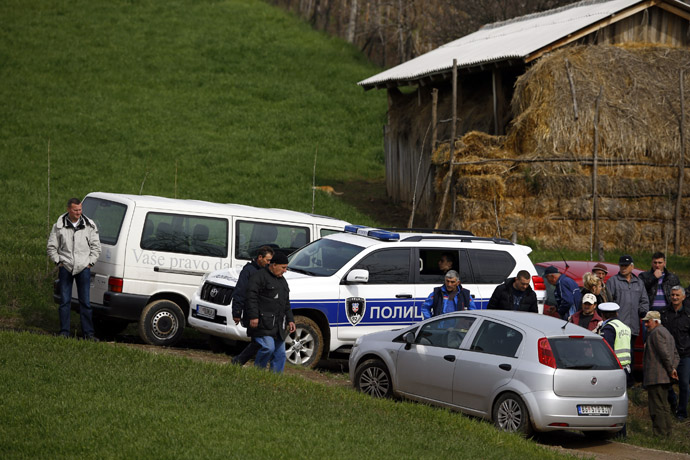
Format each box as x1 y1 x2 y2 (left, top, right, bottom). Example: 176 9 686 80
288 238 364 277
549 337 620 370
82 197 127 246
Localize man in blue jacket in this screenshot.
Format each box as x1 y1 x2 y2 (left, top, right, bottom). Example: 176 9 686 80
421 270 476 319
544 266 581 320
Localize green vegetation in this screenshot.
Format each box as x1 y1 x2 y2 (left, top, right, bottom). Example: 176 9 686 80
0 0 386 331
0 331 571 460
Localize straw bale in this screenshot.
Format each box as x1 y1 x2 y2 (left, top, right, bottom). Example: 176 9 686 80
456 175 506 199
454 198 495 220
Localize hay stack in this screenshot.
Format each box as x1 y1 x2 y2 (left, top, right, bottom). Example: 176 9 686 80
433 45 690 254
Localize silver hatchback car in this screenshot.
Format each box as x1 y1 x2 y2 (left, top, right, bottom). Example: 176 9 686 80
349 310 627 436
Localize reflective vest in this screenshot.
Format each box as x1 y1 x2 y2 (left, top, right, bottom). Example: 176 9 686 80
608 319 632 366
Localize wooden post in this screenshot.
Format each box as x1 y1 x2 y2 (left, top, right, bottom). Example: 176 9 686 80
431 88 438 149
593 86 602 261
676 69 686 254
450 64 459 227
435 60 457 229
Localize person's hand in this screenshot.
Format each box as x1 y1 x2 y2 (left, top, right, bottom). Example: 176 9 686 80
671 369 679 380
654 269 663 279
249 318 259 328
233 317 241 325
288 321 296 333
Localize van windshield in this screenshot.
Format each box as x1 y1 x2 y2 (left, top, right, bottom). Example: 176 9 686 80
82 197 127 246
288 238 364 277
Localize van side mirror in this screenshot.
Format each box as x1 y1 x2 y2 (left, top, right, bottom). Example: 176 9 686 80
346 269 369 284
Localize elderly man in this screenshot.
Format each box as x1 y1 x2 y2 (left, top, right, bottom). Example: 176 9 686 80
661 286 690 420
592 263 612 302
544 266 581 320
607 255 649 372
487 270 538 312
421 270 476 319
640 252 681 312
569 293 603 332
643 310 679 437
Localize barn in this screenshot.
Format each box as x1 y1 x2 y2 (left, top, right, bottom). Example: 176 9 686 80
358 0 690 254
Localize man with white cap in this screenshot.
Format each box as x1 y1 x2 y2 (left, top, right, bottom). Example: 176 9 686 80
568 293 603 332
599 302 632 386
642 310 679 437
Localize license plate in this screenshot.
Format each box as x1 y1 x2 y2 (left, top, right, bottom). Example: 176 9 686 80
196 305 216 319
577 405 611 416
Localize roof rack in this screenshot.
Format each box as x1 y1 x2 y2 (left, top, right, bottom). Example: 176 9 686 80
400 235 514 245
381 227 474 236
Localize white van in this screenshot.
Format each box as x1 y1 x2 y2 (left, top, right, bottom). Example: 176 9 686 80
64 192 349 346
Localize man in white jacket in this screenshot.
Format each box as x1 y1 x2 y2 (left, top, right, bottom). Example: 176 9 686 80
47 198 101 339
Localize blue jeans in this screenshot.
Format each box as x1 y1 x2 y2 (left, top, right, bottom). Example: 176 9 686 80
58 266 94 337
669 356 690 418
253 335 286 373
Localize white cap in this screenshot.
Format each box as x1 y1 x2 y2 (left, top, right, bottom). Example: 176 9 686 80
598 302 620 312
582 293 597 304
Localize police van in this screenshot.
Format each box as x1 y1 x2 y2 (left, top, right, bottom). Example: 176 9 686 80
62 192 349 345
188 225 546 368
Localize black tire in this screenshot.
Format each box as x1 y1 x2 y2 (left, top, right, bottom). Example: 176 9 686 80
138 299 185 346
353 358 393 398
93 317 129 340
285 315 323 368
493 392 533 436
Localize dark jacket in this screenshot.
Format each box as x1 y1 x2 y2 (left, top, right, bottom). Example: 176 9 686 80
246 267 293 339
606 273 649 335
580 287 605 306
420 285 475 319
554 274 581 319
568 310 603 332
643 324 680 386
639 268 681 310
231 259 261 325
487 277 538 313
661 305 690 358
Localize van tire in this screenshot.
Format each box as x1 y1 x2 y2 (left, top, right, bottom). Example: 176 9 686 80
285 315 323 368
139 300 185 346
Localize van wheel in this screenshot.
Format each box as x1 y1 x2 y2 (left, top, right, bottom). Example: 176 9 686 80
139 300 185 346
285 316 323 368
493 392 533 436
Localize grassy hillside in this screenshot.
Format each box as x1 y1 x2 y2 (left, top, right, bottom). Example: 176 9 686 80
0 331 570 460
0 0 387 329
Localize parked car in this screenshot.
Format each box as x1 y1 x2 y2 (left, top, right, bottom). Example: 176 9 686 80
190 225 546 368
350 310 627 436
534 261 644 372
55 192 349 346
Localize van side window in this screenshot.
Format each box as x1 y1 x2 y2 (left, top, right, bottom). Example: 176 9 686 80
418 249 473 285
352 249 411 284
235 221 310 260
467 249 516 284
140 213 228 257
82 197 127 246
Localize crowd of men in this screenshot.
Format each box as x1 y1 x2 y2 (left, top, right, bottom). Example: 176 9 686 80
423 251 688 438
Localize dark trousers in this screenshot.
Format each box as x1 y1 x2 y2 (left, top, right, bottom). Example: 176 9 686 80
648 383 673 437
58 266 94 336
231 338 261 365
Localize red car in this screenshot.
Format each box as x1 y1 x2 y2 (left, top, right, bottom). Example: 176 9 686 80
535 261 645 373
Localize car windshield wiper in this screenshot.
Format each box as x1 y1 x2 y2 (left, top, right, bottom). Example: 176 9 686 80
562 364 594 370
288 267 317 276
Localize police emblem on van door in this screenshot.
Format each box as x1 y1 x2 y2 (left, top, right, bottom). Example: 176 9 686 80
346 297 366 326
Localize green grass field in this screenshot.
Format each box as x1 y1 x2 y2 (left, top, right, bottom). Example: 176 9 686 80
1 0 689 457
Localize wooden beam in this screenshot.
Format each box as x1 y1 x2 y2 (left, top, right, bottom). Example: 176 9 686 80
658 1 690 21
526 0 659 63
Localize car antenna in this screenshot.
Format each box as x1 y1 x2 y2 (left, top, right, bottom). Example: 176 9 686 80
561 319 569 331
559 250 570 270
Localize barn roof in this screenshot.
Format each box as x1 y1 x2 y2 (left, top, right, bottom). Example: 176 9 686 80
358 0 690 90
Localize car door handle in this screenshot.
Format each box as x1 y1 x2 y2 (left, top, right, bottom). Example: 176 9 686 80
444 355 456 362
499 364 511 371
396 294 413 298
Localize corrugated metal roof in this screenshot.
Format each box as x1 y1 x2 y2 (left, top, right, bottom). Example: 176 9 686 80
358 0 689 89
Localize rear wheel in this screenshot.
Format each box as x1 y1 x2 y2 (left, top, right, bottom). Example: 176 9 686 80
139 299 185 346
493 392 533 436
285 315 323 368
353 359 392 398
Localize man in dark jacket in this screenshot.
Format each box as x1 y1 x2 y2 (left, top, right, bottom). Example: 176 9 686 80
639 252 681 312
643 310 679 437
230 246 274 365
246 252 295 373
661 286 690 420
487 270 538 313
420 270 475 319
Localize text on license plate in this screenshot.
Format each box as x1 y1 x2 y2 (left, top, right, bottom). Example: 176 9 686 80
577 405 611 416
196 305 216 319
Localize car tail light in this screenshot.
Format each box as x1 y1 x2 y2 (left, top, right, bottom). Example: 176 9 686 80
603 339 623 369
568 335 584 339
532 275 546 291
548 423 569 427
108 277 123 293
538 337 556 368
